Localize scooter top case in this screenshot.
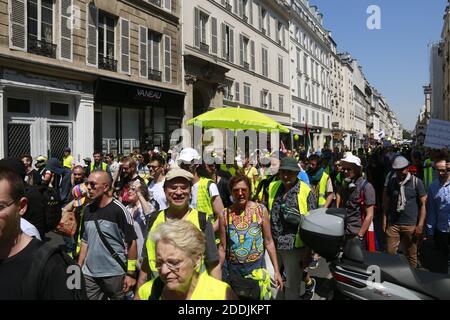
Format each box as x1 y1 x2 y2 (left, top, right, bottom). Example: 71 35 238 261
300 208 346 261
332 238 450 300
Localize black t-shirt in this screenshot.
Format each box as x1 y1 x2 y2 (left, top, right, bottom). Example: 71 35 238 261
0 238 79 300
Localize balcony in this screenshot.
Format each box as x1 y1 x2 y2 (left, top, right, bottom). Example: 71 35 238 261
98 55 118 72
224 94 233 101
262 28 266 35
243 15 248 23
243 61 249 70
27 37 56 58
200 42 209 53
149 0 161 6
263 103 268 108
148 68 162 81
225 2 232 12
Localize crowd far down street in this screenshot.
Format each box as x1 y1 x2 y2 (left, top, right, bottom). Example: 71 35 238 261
0 138 449 301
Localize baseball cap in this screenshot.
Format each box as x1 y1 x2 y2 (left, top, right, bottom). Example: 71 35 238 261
178 148 201 163
83 157 92 162
72 183 88 207
165 167 194 182
392 156 409 170
341 154 361 167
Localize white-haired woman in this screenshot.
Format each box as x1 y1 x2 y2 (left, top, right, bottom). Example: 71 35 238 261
137 220 236 300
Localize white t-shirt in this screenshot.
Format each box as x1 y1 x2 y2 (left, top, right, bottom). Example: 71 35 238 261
191 180 219 209
20 218 41 240
148 180 168 211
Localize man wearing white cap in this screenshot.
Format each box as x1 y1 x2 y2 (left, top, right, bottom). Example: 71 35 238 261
337 154 376 249
384 156 426 267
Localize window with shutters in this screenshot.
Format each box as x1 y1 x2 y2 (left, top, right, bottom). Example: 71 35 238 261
199 11 209 53
240 34 250 69
296 48 301 73
163 35 171 83
59 0 72 61
224 84 233 101
98 12 117 72
163 0 171 12
260 7 267 34
221 24 234 63
278 56 283 84
235 82 240 102
279 95 284 113
243 83 251 105
304 54 308 77
260 90 268 109
297 78 301 98
261 47 268 77
119 18 130 74
210 17 218 55
148 31 161 81
26 0 56 58
86 2 98 67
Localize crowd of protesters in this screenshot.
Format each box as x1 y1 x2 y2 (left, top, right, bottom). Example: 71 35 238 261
0 142 449 300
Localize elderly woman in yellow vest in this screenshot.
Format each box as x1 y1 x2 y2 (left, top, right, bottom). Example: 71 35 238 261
135 168 222 296
138 219 236 300
268 157 318 300
219 175 284 300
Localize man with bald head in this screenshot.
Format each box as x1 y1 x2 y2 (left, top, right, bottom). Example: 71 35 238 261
78 171 138 300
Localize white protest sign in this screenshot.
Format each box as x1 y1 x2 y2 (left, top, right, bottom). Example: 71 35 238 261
424 118 450 149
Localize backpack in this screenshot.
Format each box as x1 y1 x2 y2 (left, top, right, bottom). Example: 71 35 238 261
25 185 62 233
22 242 87 300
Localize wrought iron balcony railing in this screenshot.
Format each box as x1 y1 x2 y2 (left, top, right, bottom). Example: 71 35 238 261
148 68 162 81
98 55 118 72
27 37 56 58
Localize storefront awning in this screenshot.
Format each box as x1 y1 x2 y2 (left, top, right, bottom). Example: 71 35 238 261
94 77 185 107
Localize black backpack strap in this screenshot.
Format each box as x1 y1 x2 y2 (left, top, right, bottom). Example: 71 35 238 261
146 211 161 235
93 217 127 273
148 277 165 300
22 242 60 299
197 211 207 233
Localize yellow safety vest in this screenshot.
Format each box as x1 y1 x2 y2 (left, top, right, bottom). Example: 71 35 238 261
146 209 205 275
318 172 330 208
90 162 108 172
423 158 433 191
268 180 311 248
196 177 214 219
138 271 230 300
63 155 74 169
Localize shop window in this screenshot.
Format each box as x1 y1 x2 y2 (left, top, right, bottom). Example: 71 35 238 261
50 102 69 116
7 98 30 114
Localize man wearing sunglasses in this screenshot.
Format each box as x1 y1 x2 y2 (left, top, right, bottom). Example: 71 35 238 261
78 171 138 300
426 152 450 273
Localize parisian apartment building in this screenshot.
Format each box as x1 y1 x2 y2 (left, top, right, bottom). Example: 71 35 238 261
0 0 184 161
